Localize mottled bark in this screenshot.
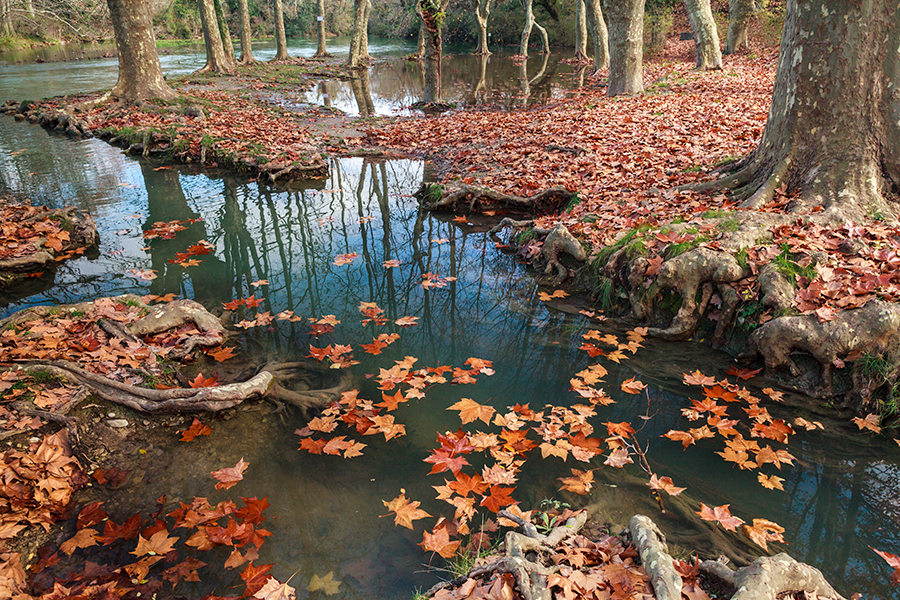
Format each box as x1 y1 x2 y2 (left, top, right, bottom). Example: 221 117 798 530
236 0 256 63
197 0 234 73
584 0 608 70
105 0 176 101
605 0 645 96
415 22 425 58
724 0 753 54
706 0 900 224
417 0 442 103
214 0 235 61
271 0 290 60
519 0 533 56
473 0 492 55
313 0 331 58
574 0 588 60
347 0 369 67
684 0 722 70
1 0 14 37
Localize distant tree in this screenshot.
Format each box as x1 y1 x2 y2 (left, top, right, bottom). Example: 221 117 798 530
271 0 290 60
724 0 754 54
347 0 370 67
104 0 177 101
197 0 234 73
236 0 257 63
417 0 443 102
574 0 587 60
584 0 608 70
313 0 332 58
519 0 549 57
605 0 645 96
1 0 15 36
472 0 492 55
684 0 722 70
214 0 235 61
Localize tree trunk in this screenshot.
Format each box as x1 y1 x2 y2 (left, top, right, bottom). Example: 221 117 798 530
605 0 644 96
472 0 491 55
1 0 14 37
684 0 722 70
415 21 425 58
25 0 33 19
360 0 370 59
313 0 330 58
271 0 290 60
347 0 368 67
351 68 375 115
584 0 608 70
724 0 753 54
197 0 234 73
574 0 588 60
214 0 235 61
236 0 256 63
519 0 533 56
708 0 900 224
105 0 176 102
417 0 442 103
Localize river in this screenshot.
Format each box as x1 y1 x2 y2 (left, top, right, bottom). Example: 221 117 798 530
1 38 899 599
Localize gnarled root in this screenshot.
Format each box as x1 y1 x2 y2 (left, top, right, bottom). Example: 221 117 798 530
491 219 587 285
748 299 900 398
129 299 227 359
263 361 355 417
700 554 847 600
629 515 682 600
649 248 748 340
418 183 576 216
425 509 587 600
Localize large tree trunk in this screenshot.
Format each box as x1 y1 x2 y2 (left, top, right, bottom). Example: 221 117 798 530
605 0 644 96
271 0 290 60
313 0 331 58
106 0 176 102
584 0 608 70
197 0 234 73
214 0 235 61
574 0 588 60
519 0 533 56
417 0 442 103
684 0 722 70
347 0 369 67
706 0 900 224
473 0 491 55
724 0 753 54
236 0 256 63
1 0 14 37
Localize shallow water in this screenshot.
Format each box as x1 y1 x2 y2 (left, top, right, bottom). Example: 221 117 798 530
1 40 899 600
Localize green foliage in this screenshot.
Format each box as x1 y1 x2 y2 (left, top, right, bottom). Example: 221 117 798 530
736 300 765 331
700 209 729 219
565 193 582 212
734 247 750 271
773 245 816 284
644 6 674 57
445 532 498 579
682 164 703 173
514 228 539 245
29 368 63 385
664 235 708 259
860 354 900 420
593 275 616 311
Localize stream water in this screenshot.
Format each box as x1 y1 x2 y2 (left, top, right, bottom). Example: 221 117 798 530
1 40 899 600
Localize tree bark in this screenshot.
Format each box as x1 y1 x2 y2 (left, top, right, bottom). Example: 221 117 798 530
724 0 753 54
708 0 900 224
313 0 330 57
574 0 588 60
1 0 14 37
271 0 290 60
519 0 534 56
236 0 256 63
351 68 375 115
417 0 443 103
197 0 234 73
347 0 369 67
472 0 491 55
605 0 645 96
214 0 235 61
684 0 722 70
105 0 176 102
415 21 425 58
584 0 608 70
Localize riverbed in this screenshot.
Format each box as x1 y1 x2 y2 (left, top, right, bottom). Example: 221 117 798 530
1 38 899 599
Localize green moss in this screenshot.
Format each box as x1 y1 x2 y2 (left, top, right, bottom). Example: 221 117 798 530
717 217 741 232
773 245 816 285
682 164 703 173
664 235 708 259
734 247 750 271
700 209 729 219
514 228 538 245
29 368 63 385
713 155 740 167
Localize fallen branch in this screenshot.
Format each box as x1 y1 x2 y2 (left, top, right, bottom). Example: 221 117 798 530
419 183 576 215
700 554 847 600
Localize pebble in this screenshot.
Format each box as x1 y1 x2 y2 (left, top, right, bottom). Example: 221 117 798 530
107 412 116 417
107 419 129 428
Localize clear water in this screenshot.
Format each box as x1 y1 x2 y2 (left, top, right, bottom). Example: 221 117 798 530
1 41 899 600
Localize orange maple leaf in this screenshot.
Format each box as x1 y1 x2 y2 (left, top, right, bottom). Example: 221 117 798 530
383 491 431 529
211 458 248 491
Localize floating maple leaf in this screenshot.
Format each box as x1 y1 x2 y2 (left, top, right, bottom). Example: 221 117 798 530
395 316 419 327
207 346 236 362
683 370 716 386
383 491 431 529
742 518 786 551
307 571 341 595
696 503 744 531
620 377 647 394
333 252 358 266
871 547 900 585
383 259 401 268
212 458 248 491
254 576 296 600
479 485 517 513
448 398 496 425
725 366 763 380
648 474 685 496
853 413 882 434
757 473 785 491
558 469 594 495
419 519 461 558
188 372 219 388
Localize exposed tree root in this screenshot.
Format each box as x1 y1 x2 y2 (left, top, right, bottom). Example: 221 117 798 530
425 509 587 600
700 554 847 600
491 218 587 284
628 515 682 600
418 183 576 215
129 298 227 359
